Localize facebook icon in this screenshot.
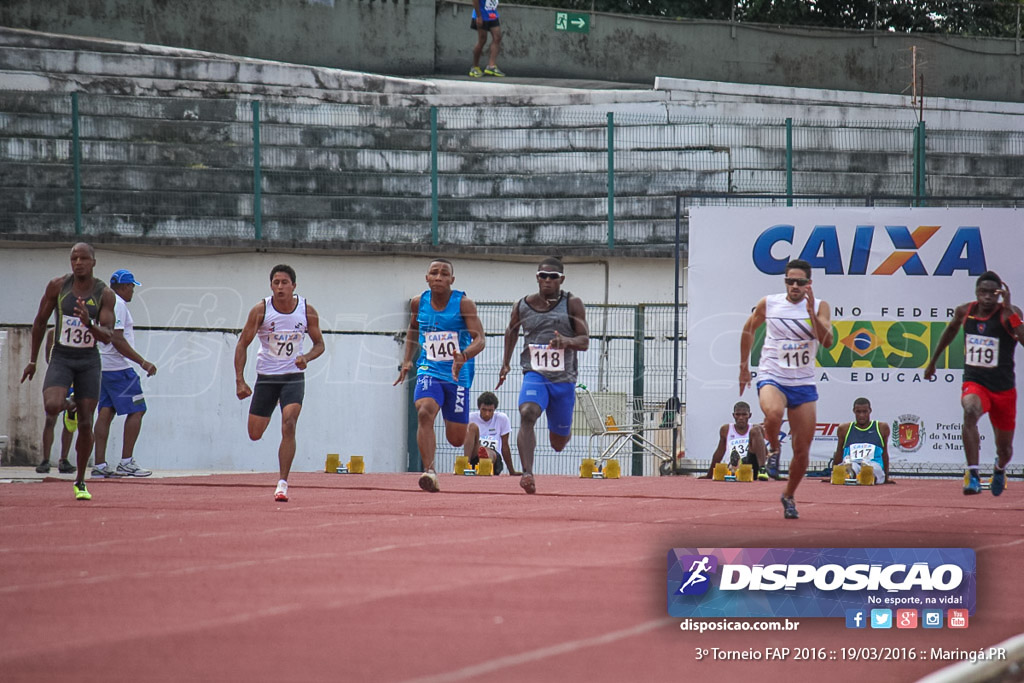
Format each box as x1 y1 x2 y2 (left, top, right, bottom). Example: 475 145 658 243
845 609 867 629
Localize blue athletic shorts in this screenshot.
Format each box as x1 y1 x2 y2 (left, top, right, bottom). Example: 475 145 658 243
756 379 818 408
414 374 469 424
98 368 147 415
518 371 576 436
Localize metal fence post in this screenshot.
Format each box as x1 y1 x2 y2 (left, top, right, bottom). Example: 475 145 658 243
251 100 262 240
71 92 82 235
407 373 421 472
632 304 645 476
918 121 927 206
912 123 920 204
431 106 439 247
785 118 793 206
607 112 615 250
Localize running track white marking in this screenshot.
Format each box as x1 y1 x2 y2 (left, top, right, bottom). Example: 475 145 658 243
398 617 676 683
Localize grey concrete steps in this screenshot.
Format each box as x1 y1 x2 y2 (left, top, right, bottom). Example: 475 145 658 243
0 213 678 249
0 43 440 95
0 162 731 198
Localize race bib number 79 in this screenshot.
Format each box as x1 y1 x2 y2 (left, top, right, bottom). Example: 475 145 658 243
269 331 303 358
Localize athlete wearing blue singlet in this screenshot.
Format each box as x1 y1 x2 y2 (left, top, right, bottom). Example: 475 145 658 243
395 259 485 493
498 257 590 495
468 0 504 78
831 398 891 484
740 258 833 519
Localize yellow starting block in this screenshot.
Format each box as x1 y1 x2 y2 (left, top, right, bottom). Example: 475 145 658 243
963 472 994 490
580 458 596 478
325 453 341 473
831 464 847 485
713 462 753 482
454 455 470 475
857 466 875 486
477 458 494 476
604 459 621 479
348 455 365 474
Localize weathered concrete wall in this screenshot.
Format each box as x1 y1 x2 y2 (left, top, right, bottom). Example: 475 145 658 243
436 5 1024 103
2 0 1023 101
0 244 678 471
0 0 437 75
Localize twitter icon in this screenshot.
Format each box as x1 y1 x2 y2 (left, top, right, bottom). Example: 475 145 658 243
870 609 892 629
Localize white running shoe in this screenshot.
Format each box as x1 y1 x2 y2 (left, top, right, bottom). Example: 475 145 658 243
116 459 152 477
274 480 288 502
418 470 439 492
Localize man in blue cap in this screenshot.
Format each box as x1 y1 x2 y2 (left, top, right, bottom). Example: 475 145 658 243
91 269 158 478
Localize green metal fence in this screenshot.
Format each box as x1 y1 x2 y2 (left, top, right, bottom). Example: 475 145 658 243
2 91 1024 246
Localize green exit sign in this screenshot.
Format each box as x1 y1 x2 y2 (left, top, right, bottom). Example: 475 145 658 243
555 12 590 34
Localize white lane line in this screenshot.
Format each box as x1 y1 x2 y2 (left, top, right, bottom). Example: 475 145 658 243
398 618 676 683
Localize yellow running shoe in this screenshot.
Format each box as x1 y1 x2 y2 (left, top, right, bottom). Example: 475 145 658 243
74 481 92 501
64 407 78 433
468 66 483 78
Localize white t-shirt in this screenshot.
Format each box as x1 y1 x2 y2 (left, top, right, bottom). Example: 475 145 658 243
469 410 511 451
98 293 134 372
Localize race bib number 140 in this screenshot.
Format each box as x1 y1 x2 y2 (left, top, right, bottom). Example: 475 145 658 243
424 330 461 362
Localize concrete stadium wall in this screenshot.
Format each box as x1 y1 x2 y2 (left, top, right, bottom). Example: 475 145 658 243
0 244 679 471
2 0 1023 102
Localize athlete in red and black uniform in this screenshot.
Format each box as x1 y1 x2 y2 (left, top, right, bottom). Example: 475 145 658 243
926 271 1024 496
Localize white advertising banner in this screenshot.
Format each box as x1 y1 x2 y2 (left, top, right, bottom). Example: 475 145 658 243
686 207 1024 470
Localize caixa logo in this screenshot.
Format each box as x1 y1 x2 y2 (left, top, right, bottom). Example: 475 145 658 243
752 224 986 276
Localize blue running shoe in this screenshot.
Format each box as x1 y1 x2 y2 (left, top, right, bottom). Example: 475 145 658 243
766 451 780 480
781 495 799 519
963 471 981 495
991 468 1006 497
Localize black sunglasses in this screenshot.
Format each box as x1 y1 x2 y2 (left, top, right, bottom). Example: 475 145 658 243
537 271 563 280
784 277 810 286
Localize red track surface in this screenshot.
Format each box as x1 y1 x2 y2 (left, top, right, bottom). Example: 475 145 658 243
2 473 1022 682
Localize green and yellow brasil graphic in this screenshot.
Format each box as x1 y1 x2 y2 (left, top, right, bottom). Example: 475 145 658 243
751 320 966 370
